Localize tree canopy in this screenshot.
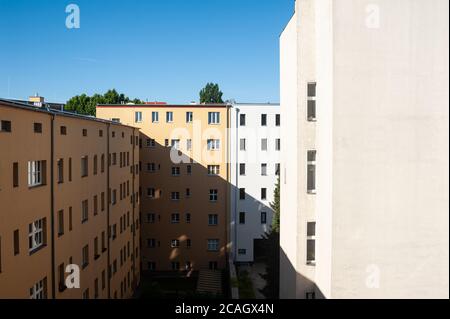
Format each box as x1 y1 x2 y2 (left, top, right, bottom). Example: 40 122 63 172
199 83 224 104
65 89 143 116
271 176 280 233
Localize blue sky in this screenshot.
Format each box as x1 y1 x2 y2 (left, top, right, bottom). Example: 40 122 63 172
0 0 294 104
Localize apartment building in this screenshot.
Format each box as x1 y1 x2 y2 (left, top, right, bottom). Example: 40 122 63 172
96 104 230 272
229 103 280 263
0 98 140 299
280 0 449 298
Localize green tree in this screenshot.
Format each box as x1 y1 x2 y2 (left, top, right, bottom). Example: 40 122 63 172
271 176 280 233
199 83 224 104
65 89 144 116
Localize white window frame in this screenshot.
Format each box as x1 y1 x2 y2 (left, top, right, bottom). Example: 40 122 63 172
171 192 180 201
171 213 180 224
307 150 317 194
208 112 220 124
207 239 219 251
30 278 46 299
166 112 174 123
28 219 44 252
208 214 218 226
171 239 180 248
209 189 218 202
135 111 143 123
186 112 193 123
28 161 43 187
207 165 220 176
171 167 181 176
171 139 180 150
306 221 316 265
152 111 159 123
207 139 220 151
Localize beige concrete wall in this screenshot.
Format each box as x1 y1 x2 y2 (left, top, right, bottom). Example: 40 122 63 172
327 0 449 298
280 0 449 299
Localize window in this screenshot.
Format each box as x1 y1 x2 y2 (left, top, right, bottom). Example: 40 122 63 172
94 237 99 259
275 163 280 176
307 82 316 121
238 249 246 255
100 154 105 173
171 262 180 271
187 165 192 175
186 188 191 197
13 230 20 255
57 159 64 183
261 139 268 151
209 189 218 202
69 207 73 231
82 245 89 268
208 112 220 124
186 139 192 151
171 139 180 150
207 139 220 150
148 262 156 271
82 129 87 137
0 120 12 132
240 114 246 126
261 188 267 200
135 111 142 123
147 188 155 198
261 163 267 176
30 278 47 299
261 114 267 126
166 112 173 123
164 139 169 147
307 151 316 193
276 114 281 126
171 192 180 200
99 130 103 137
111 118 120 123
34 123 42 133
28 218 45 252
239 188 245 200
261 212 267 224
93 195 98 216
152 112 159 123
101 192 105 211
28 161 45 187
207 239 219 251
171 213 180 224
240 139 246 151
208 214 218 226
275 139 281 151
112 189 117 205
13 162 19 187
186 112 193 123
207 165 220 175
307 222 316 265
93 155 98 175
82 200 88 223
306 292 316 299
147 238 156 248
147 138 156 148
146 213 155 223
171 239 180 248
186 213 191 223
58 263 66 292
171 167 181 176
239 163 246 176
102 232 106 252
239 212 246 224
185 261 192 270
68 158 72 181
57 210 64 236
209 262 218 270
81 156 88 177
147 163 156 172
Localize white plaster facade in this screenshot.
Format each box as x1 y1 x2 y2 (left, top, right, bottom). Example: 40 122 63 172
280 0 449 299
229 103 281 263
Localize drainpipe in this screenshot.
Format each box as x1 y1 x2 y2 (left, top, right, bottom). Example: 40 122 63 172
50 114 56 299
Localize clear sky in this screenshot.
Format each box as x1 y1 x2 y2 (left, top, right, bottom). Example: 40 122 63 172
0 0 294 104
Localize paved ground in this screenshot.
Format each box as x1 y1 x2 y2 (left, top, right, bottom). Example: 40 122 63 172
241 263 267 299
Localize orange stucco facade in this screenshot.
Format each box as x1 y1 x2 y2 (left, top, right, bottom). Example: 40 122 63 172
97 104 230 272
0 100 140 299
